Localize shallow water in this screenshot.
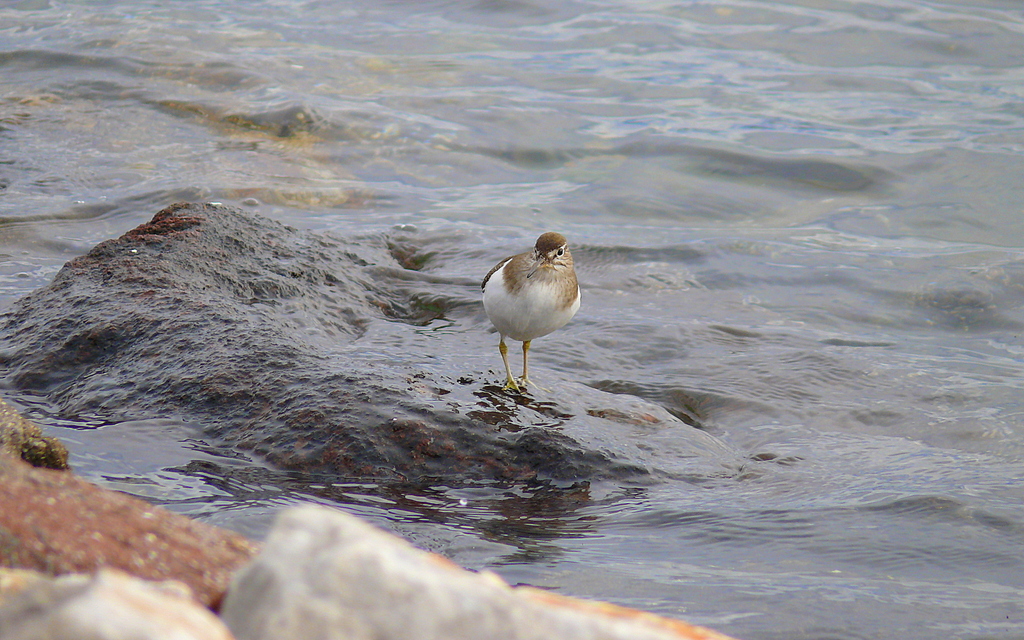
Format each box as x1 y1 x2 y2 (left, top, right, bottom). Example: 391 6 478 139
4 1 1024 638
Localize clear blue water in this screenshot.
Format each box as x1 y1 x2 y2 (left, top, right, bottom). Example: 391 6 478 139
3 1 1024 638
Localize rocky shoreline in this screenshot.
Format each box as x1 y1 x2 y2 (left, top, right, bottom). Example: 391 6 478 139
0 401 736 639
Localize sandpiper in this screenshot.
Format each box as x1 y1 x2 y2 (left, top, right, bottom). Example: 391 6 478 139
481 232 580 392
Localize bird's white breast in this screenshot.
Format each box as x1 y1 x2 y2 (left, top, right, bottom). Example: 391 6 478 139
482 261 580 342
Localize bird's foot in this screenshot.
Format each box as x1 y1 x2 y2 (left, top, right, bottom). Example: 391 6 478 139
519 376 549 393
502 375 522 392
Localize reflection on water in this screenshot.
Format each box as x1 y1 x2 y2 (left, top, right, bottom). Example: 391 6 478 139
4 1 1024 639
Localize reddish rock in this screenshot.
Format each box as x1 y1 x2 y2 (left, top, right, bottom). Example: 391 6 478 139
0 455 259 609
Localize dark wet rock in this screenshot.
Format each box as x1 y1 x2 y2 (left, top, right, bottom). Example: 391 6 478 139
0 203 734 484
0 454 258 609
0 397 68 469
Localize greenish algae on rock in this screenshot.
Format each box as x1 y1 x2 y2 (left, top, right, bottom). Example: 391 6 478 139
0 398 68 470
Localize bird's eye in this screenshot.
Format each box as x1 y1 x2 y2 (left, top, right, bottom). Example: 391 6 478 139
557 247 565 256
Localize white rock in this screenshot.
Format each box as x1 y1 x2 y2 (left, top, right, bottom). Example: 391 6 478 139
0 569 234 640
221 504 736 640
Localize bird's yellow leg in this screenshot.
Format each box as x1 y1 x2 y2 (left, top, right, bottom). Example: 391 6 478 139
499 338 520 391
521 340 532 388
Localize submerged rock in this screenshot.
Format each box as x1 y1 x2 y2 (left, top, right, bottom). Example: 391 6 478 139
0 454 257 609
0 569 234 640
221 504 738 640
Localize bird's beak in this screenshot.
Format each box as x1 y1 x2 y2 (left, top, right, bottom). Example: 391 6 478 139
526 255 544 279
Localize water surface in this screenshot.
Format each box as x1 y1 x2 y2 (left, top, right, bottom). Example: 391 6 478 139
3 1 1024 639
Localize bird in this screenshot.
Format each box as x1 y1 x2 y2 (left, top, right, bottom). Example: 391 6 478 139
481 232 580 392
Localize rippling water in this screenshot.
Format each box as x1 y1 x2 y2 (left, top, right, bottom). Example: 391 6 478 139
4 1 1024 639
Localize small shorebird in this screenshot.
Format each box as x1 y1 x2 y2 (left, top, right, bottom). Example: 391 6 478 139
481 232 580 392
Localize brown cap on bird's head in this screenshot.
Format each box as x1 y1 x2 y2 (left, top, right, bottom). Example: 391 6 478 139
535 232 568 255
